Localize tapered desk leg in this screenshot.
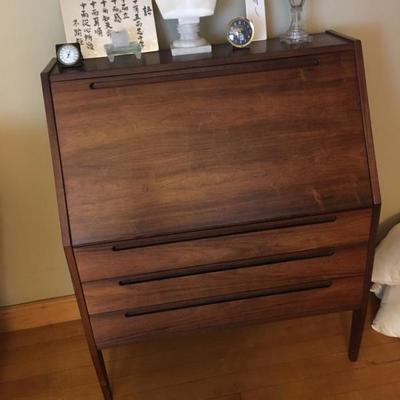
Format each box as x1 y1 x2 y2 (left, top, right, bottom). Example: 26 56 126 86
90 348 113 400
63 249 113 399
349 202 381 362
348 308 366 362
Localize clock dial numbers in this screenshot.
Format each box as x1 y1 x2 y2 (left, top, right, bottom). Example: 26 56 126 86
56 43 83 68
227 17 255 48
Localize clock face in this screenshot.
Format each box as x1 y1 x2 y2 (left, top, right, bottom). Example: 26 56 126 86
57 44 81 66
227 18 255 48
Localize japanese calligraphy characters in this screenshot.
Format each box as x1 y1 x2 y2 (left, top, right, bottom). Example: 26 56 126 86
59 0 159 58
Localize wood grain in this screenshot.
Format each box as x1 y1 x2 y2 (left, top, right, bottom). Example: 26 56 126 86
53 51 371 246
49 33 353 83
41 32 381 399
343 36 382 362
90 277 364 348
42 66 113 399
1 298 395 400
349 203 381 361
0 296 78 333
64 247 113 400
40 59 71 247
83 246 367 315
75 208 372 282
329 31 381 205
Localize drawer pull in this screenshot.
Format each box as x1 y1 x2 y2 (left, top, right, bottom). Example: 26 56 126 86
112 215 337 251
124 280 333 318
118 248 335 286
89 57 320 90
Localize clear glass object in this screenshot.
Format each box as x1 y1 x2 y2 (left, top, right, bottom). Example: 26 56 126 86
104 42 142 63
104 30 142 63
281 0 312 44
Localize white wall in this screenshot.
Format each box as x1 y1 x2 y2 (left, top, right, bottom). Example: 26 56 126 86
0 0 399 306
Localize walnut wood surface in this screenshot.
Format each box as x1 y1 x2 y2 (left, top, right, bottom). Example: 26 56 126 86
49 33 352 82
4 298 399 400
40 60 71 247
354 40 381 205
53 51 372 246
75 209 371 282
41 60 112 400
83 245 367 315
349 206 382 362
41 32 381 399
90 276 364 348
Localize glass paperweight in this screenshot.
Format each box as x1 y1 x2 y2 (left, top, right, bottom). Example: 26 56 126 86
104 30 142 63
281 0 312 45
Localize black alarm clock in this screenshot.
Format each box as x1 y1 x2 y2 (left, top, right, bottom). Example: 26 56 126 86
56 43 84 68
227 17 255 49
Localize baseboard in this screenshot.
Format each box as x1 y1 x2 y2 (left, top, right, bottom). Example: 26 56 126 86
0 295 80 333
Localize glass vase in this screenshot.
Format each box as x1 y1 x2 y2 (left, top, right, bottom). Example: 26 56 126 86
281 0 312 44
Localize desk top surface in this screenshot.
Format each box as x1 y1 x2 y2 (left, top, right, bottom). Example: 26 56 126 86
44 31 355 82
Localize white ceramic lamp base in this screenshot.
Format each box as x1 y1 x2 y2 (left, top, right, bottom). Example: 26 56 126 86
171 17 211 56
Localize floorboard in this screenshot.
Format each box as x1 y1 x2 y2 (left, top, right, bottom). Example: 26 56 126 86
0 298 398 400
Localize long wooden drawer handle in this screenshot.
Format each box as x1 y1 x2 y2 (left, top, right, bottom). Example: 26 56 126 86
124 280 333 318
89 56 320 90
118 248 335 286
112 215 337 251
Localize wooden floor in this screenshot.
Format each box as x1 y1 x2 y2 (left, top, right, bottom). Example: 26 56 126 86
1 300 399 400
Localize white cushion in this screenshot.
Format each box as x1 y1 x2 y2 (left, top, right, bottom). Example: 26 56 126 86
370 283 385 299
380 283 400 305
372 285 400 338
372 223 400 285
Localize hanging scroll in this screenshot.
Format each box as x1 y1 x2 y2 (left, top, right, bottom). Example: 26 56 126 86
59 0 159 58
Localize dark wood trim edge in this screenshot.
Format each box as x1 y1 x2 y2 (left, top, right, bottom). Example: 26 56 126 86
88 56 320 89
354 40 381 206
326 30 358 43
64 248 113 399
49 38 353 83
348 203 381 361
41 60 72 247
41 62 113 399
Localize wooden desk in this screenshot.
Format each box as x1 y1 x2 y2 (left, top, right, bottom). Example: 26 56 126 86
42 31 380 399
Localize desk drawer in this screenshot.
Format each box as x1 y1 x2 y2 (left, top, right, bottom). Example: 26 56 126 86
83 245 367 315
75 208 371 282
90 276 364 348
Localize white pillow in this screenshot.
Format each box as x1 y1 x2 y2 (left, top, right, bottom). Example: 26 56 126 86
372 285 400 338
372 223 400 285
380 283 400 305
370 283 385 299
